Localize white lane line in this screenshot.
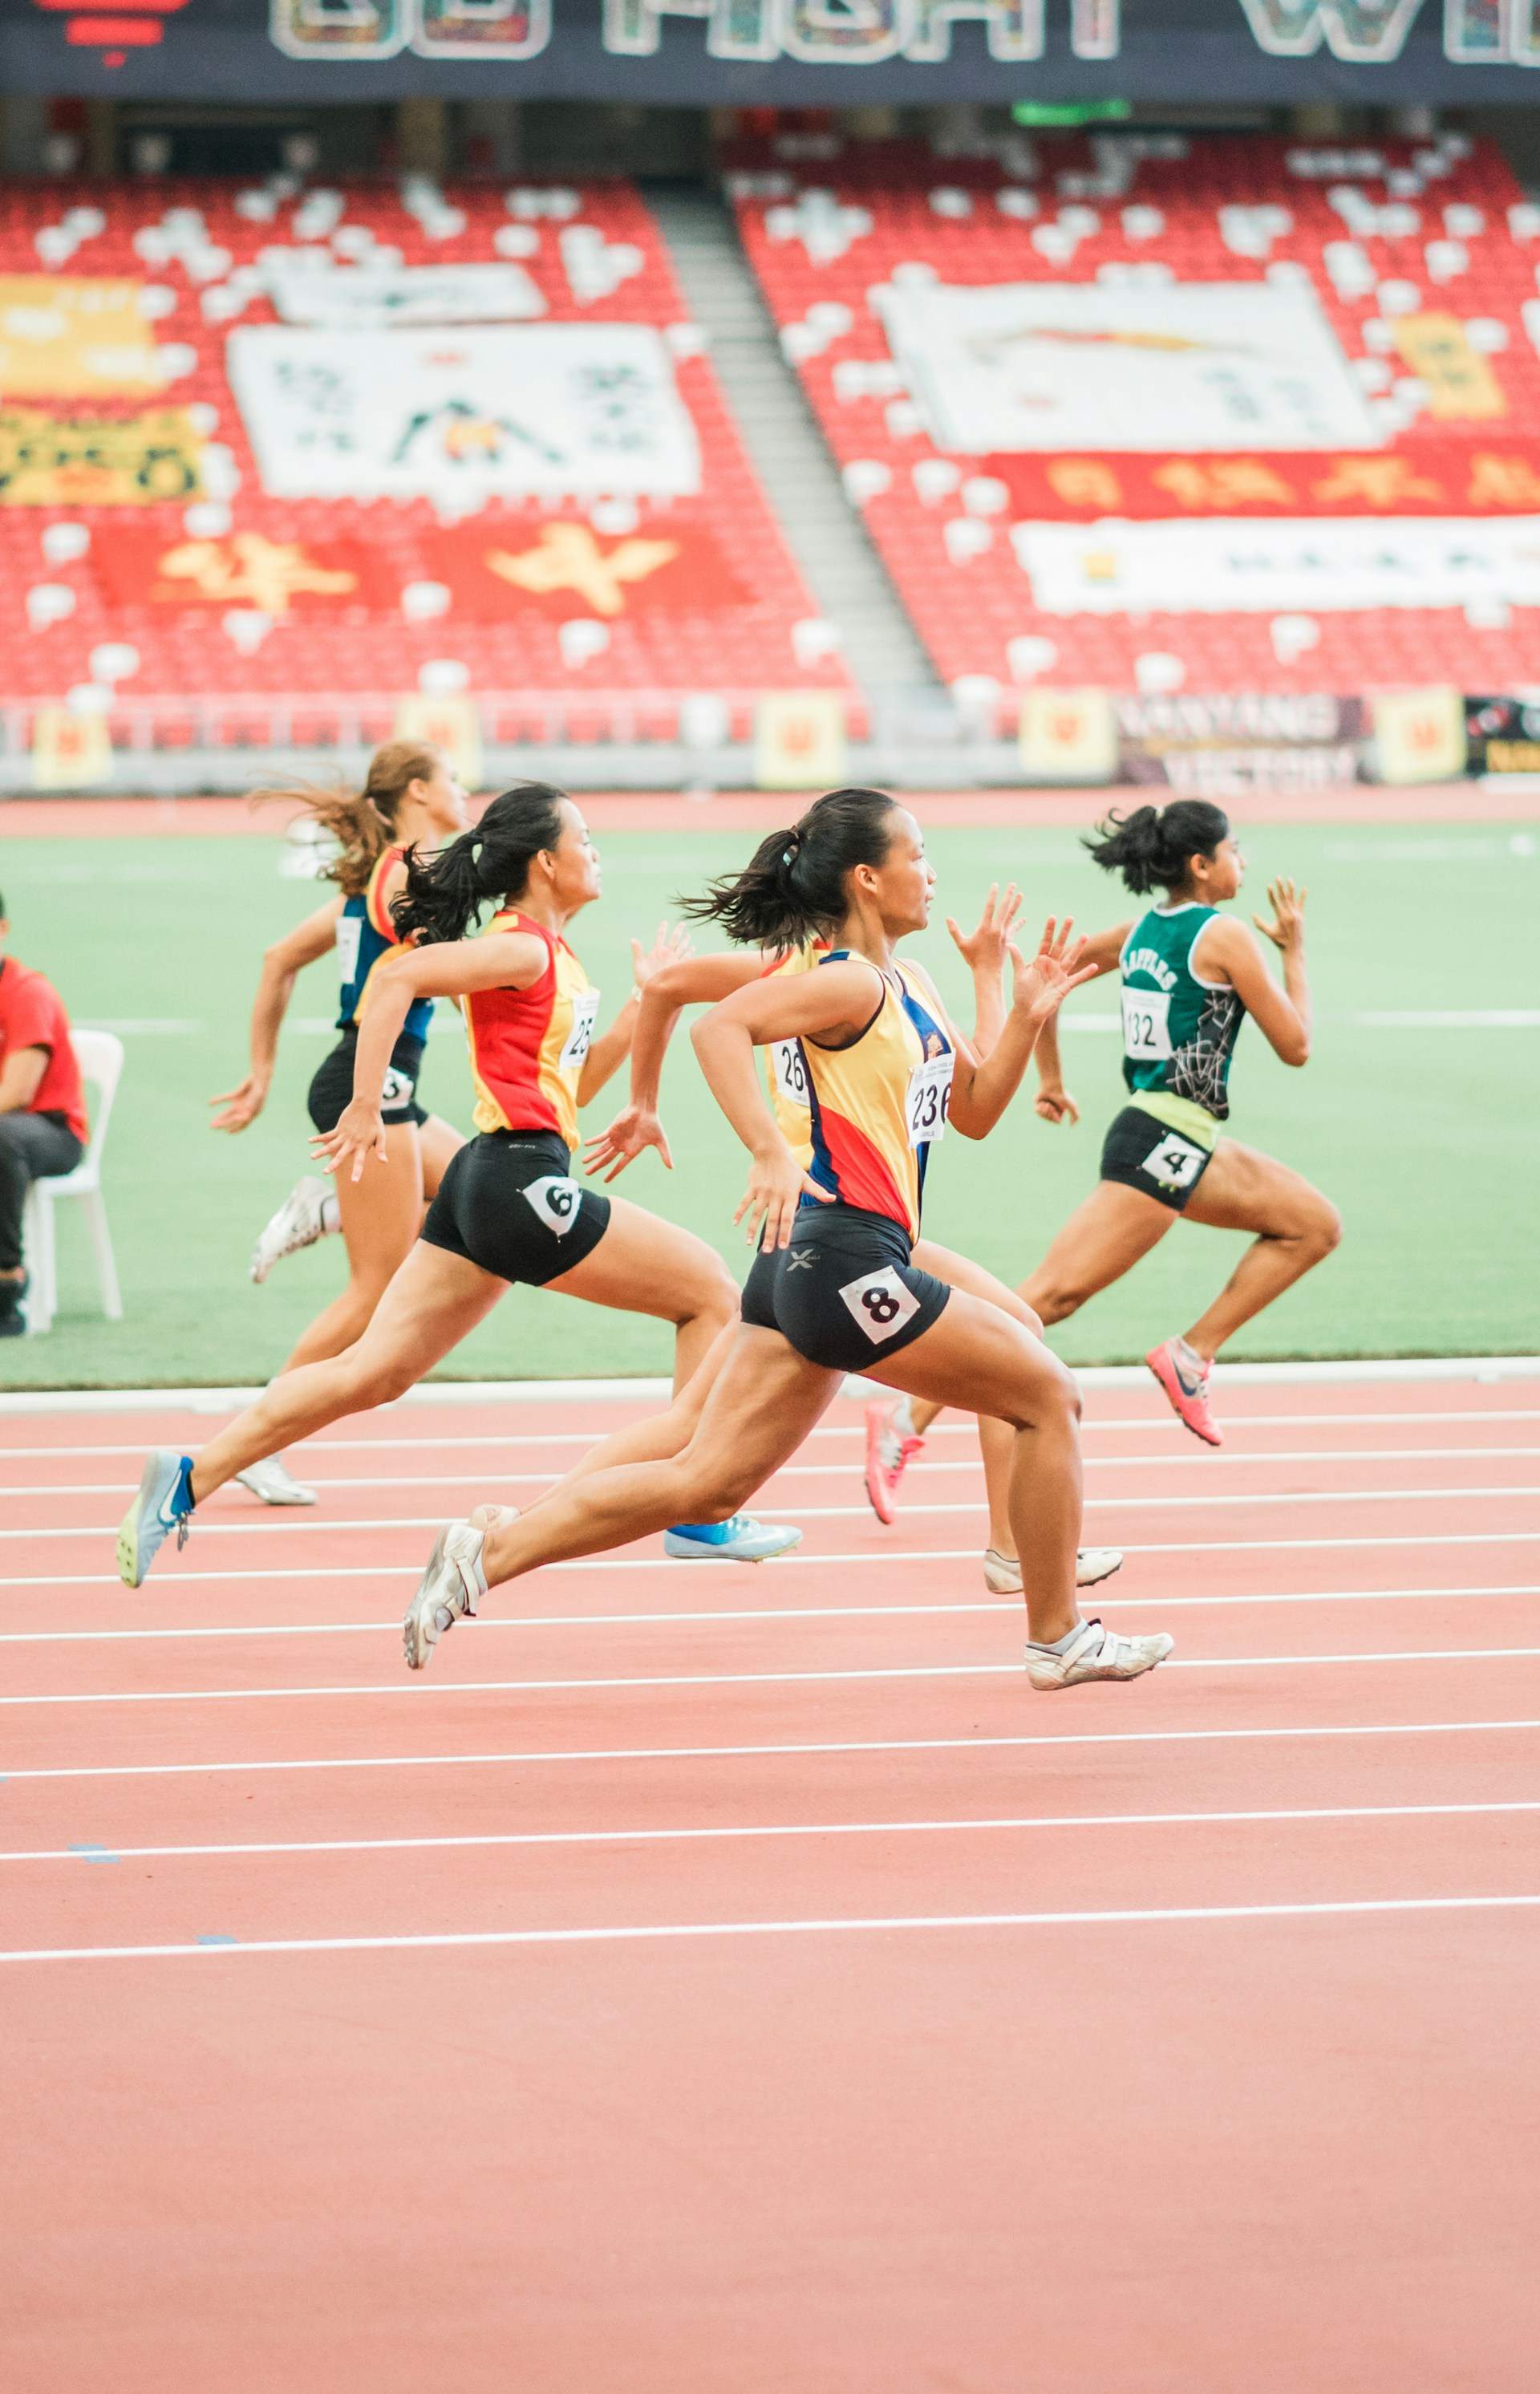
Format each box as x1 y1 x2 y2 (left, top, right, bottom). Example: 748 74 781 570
10 1445 1538 1499
10 1712 1540 1784
7 1797 1537 1868
10 1485 1536 1540
2 1411 1538 1461
11 1532 1540 1591
8 1647 1540 1708
7 1892 1540 1966
4 1582 1534 1647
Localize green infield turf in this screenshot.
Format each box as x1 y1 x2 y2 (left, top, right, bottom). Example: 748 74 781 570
2 814 1536 1388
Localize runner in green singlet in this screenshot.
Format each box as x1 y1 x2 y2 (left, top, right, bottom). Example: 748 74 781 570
867 801 1339 1475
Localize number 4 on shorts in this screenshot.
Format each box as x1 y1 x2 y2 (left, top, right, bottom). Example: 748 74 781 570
837 1265 922 1345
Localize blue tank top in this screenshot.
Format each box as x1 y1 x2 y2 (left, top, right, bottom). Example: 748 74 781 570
334 845 434 1045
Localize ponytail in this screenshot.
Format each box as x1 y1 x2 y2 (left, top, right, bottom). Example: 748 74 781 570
1084 800 1230 896
391 781 568 947
251 739 444 899
681 785 901 949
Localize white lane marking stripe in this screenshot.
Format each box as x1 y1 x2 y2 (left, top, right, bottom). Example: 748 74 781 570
6 1797 1537 1867
4 1583 1534 1646
8 1647 1540 1707
10 1713 1540 1784
14 1486 1538 1540
10 1445 1539 1497
2 1412 1538 1459
12 1532 1540 1590
9 1407 1540 1465
6 1893 1540 1966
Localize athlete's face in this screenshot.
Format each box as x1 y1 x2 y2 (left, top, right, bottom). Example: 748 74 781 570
417 757 471 836
549 803 602 911
1198 835 1245 901
867 809 935 935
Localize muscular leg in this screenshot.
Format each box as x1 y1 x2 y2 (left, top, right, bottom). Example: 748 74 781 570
518 1320 737 1516
910 1238 1043 1552
417 1114 463 1203
476 1327 838 1586
280 1129 428 1374
873 1290 1084 1646
191 1242 502 1502
543 1194 738 1394
1180 1140 1342 1358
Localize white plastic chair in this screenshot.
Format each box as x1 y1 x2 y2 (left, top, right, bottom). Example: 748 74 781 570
21 1028 124 1336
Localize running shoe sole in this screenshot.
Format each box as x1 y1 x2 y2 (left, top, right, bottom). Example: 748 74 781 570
116 1448 191 1589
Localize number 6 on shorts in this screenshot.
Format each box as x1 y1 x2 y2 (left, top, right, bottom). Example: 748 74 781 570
837 1264 922 1345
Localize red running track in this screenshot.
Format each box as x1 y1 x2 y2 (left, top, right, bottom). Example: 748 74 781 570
4 1371 1540 2391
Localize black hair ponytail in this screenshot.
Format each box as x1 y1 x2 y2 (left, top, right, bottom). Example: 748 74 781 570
1084 800 1230 896
680 785 901 949
391 782 568 946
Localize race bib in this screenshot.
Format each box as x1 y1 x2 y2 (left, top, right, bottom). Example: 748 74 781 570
1121 987 1173 1063
558 989 600 1073
905 1051 954 1148
837 1264 922 1345
379 1064 415 1110
771 1037 810 1113
1141 1131 1207 1191
523 1173 584 1237
336 915 362 992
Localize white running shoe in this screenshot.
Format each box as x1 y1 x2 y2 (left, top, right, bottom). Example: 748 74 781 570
403 1521 488 1671
249 1175 336 1285
1024 1617 1174 1693
662 1513 802 1561
234 1454 318 1507
984 1546 1125 1594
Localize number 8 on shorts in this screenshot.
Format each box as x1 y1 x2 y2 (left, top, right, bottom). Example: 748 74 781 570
837 1265 922 1345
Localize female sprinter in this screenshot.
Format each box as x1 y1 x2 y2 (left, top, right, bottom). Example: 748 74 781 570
389 786 1173 1693
118 785 794 1585
205 741 470 1504
868 798 1339 1470
582 888 1121 1592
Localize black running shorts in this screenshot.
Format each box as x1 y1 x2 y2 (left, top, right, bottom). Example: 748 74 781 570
307 1028 428 1133
1100 1104 1216 1215
421 1129 611 1287
741 1203 950 1374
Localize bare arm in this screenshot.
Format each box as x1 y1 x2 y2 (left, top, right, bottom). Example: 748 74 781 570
208 895 342 1133
1198 883 1311 1067
944 882 1023 1059
583 950 764 1182
574 923 691 1109
1032 919 1131 1127
691 960 882 1250
314 930 549 1181
908 919 1097 1141
0 1049 47 1114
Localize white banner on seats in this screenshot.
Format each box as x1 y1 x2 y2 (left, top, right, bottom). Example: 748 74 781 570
228 323 701 502
874 278 1381 453
265 259 546 327
1011 514 1540 613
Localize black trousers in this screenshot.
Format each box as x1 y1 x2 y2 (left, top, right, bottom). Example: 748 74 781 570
0 1110 84 1272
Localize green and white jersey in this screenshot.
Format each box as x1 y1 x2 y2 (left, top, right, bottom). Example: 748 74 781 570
1118 903 1244 1146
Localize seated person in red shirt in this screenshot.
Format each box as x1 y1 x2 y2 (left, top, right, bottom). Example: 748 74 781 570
0 890 87 1333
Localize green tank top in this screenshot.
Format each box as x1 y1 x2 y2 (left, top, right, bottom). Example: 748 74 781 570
1119 903 1244 1126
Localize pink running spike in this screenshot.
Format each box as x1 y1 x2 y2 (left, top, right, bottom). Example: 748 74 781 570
864 1400 924 1524
1146 1337 1222 1447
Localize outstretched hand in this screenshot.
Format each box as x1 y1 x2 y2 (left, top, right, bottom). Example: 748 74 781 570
946 882 1022 978
311 1098 387 1184
1254 877 1307 952
582 1102 673 1183
630 921 692 990
208 1074 267 1134
1009 917 1098 1021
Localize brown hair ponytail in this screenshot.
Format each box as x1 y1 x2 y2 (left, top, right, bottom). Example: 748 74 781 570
251 740 444 899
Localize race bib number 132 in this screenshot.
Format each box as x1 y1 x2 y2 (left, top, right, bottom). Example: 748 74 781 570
1121 986 1173 1062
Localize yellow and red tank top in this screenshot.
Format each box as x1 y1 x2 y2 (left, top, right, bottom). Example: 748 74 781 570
799 952 953 1241
464 908 599 1150
336 845 434 1043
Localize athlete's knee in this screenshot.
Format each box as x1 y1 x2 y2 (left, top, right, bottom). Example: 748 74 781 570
1024 1272 1085 1325
1305 1197 1343 1260
675 1455 760 1524
677 1255 739 1329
